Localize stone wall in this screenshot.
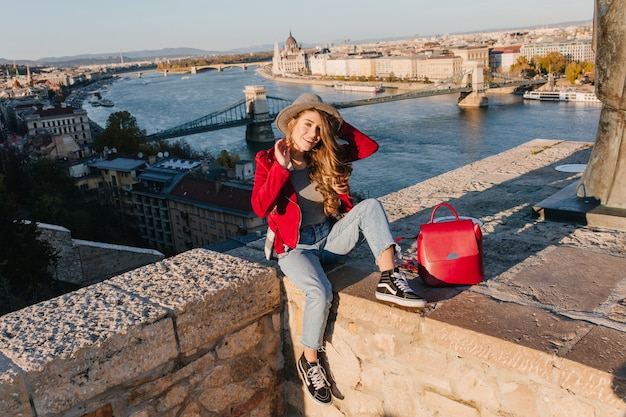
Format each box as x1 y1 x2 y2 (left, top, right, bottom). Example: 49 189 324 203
231 138 626 416
74 239 164 285
280 278 626 417
2 140 626 417
0 250 283 417
37 223 83 284
37 222 165 286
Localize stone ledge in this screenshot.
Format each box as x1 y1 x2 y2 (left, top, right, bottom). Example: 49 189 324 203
233 139 626 416
0 249 281 417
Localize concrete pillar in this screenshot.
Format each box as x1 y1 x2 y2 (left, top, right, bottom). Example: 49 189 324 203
577 0 626 209
458 61 488 108
243 85 275 143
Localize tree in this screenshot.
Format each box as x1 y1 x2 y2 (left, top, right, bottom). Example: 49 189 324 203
94 111 146 154
535 52 568 75
215 150 240 169
510 56 533 77
140 139 208 160
0 173 61 315
581 61 595 83
25 158 82 224
565 62 583 85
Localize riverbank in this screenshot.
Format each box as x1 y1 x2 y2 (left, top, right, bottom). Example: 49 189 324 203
256 65 427 91
257 65 597 96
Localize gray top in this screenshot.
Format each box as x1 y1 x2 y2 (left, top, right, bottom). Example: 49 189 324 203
290 167 327 228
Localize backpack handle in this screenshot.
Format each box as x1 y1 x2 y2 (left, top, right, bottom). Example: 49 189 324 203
429 202 460 223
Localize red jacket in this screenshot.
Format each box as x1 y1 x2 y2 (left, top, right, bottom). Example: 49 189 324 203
251 122 379 256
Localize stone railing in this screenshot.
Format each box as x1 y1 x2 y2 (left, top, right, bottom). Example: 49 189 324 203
0 250 282 417
2 140 626 417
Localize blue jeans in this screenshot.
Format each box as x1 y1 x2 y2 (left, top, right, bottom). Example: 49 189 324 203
277 198 396 350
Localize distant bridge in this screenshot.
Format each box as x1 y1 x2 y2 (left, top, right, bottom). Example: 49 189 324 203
145 69 545 142
190 61 271 73
146 95 292 141
133 61 271 78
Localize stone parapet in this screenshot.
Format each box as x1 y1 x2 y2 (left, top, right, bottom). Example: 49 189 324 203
1 139 625 417
0 250 282 417
245 139 626 416
37 222 166 286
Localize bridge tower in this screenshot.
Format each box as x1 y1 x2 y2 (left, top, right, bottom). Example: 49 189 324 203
458 61 488 108
243 85 275 143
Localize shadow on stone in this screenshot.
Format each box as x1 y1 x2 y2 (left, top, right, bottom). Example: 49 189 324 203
613 362 626 415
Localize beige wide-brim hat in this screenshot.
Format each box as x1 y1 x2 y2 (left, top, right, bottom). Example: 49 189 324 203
275 93 342 135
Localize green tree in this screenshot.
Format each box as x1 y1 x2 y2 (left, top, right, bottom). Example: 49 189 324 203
535 52 568 75
94 111 146 154
140 139 208 160
215 150 240 169
25 158 81 224
510 56 533 77
565 62 583 85
0 173 61 315
581 61 595 83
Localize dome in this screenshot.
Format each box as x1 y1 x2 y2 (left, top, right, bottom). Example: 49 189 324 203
285 31 297 49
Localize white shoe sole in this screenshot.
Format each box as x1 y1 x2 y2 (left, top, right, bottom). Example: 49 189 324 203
375 291 427 308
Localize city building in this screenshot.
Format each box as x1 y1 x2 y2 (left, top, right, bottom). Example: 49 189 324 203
520 40 594 63
271 26 594 83
489 45 522 74
128 158 262 254
168 172 265 253
22 103 92 145
88 157 148 232
272 31 309 76
449 46 490 68
132 158 202 252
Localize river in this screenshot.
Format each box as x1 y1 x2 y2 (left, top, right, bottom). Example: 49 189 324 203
87 68 601 199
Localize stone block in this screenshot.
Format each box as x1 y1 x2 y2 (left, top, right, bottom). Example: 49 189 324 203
0 282 177 416
497 380 540 417
560 358 626 410
0 354 33 417
106 249 280 355
423 318 557 382
428 291 593 356
565 325 626 376
423 390 480 417
502 246 626 312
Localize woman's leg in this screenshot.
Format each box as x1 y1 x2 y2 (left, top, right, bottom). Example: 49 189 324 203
323 198 396 267
278 247 332 357
323 198 427 308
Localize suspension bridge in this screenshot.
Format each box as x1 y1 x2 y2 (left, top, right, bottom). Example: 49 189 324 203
145 68 545 143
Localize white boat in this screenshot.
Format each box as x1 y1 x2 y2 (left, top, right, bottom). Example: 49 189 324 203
334 84 384 93
523 90 601 103
99 99 114 107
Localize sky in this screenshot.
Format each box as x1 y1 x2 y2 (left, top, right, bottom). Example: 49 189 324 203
2 0 594 61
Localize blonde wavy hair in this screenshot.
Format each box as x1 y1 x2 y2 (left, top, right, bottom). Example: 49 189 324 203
287 109 353 217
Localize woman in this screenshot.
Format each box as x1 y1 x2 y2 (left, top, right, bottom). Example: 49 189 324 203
251 93 426 406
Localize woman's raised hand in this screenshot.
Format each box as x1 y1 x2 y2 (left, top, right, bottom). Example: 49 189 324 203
274 138 291 169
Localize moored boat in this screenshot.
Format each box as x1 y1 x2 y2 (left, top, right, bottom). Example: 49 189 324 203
523 90 600 103
334 84 384 93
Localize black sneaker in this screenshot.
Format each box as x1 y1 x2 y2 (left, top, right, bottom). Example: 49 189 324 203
297 353 332 406
317 346 344 400
376 268 427 308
